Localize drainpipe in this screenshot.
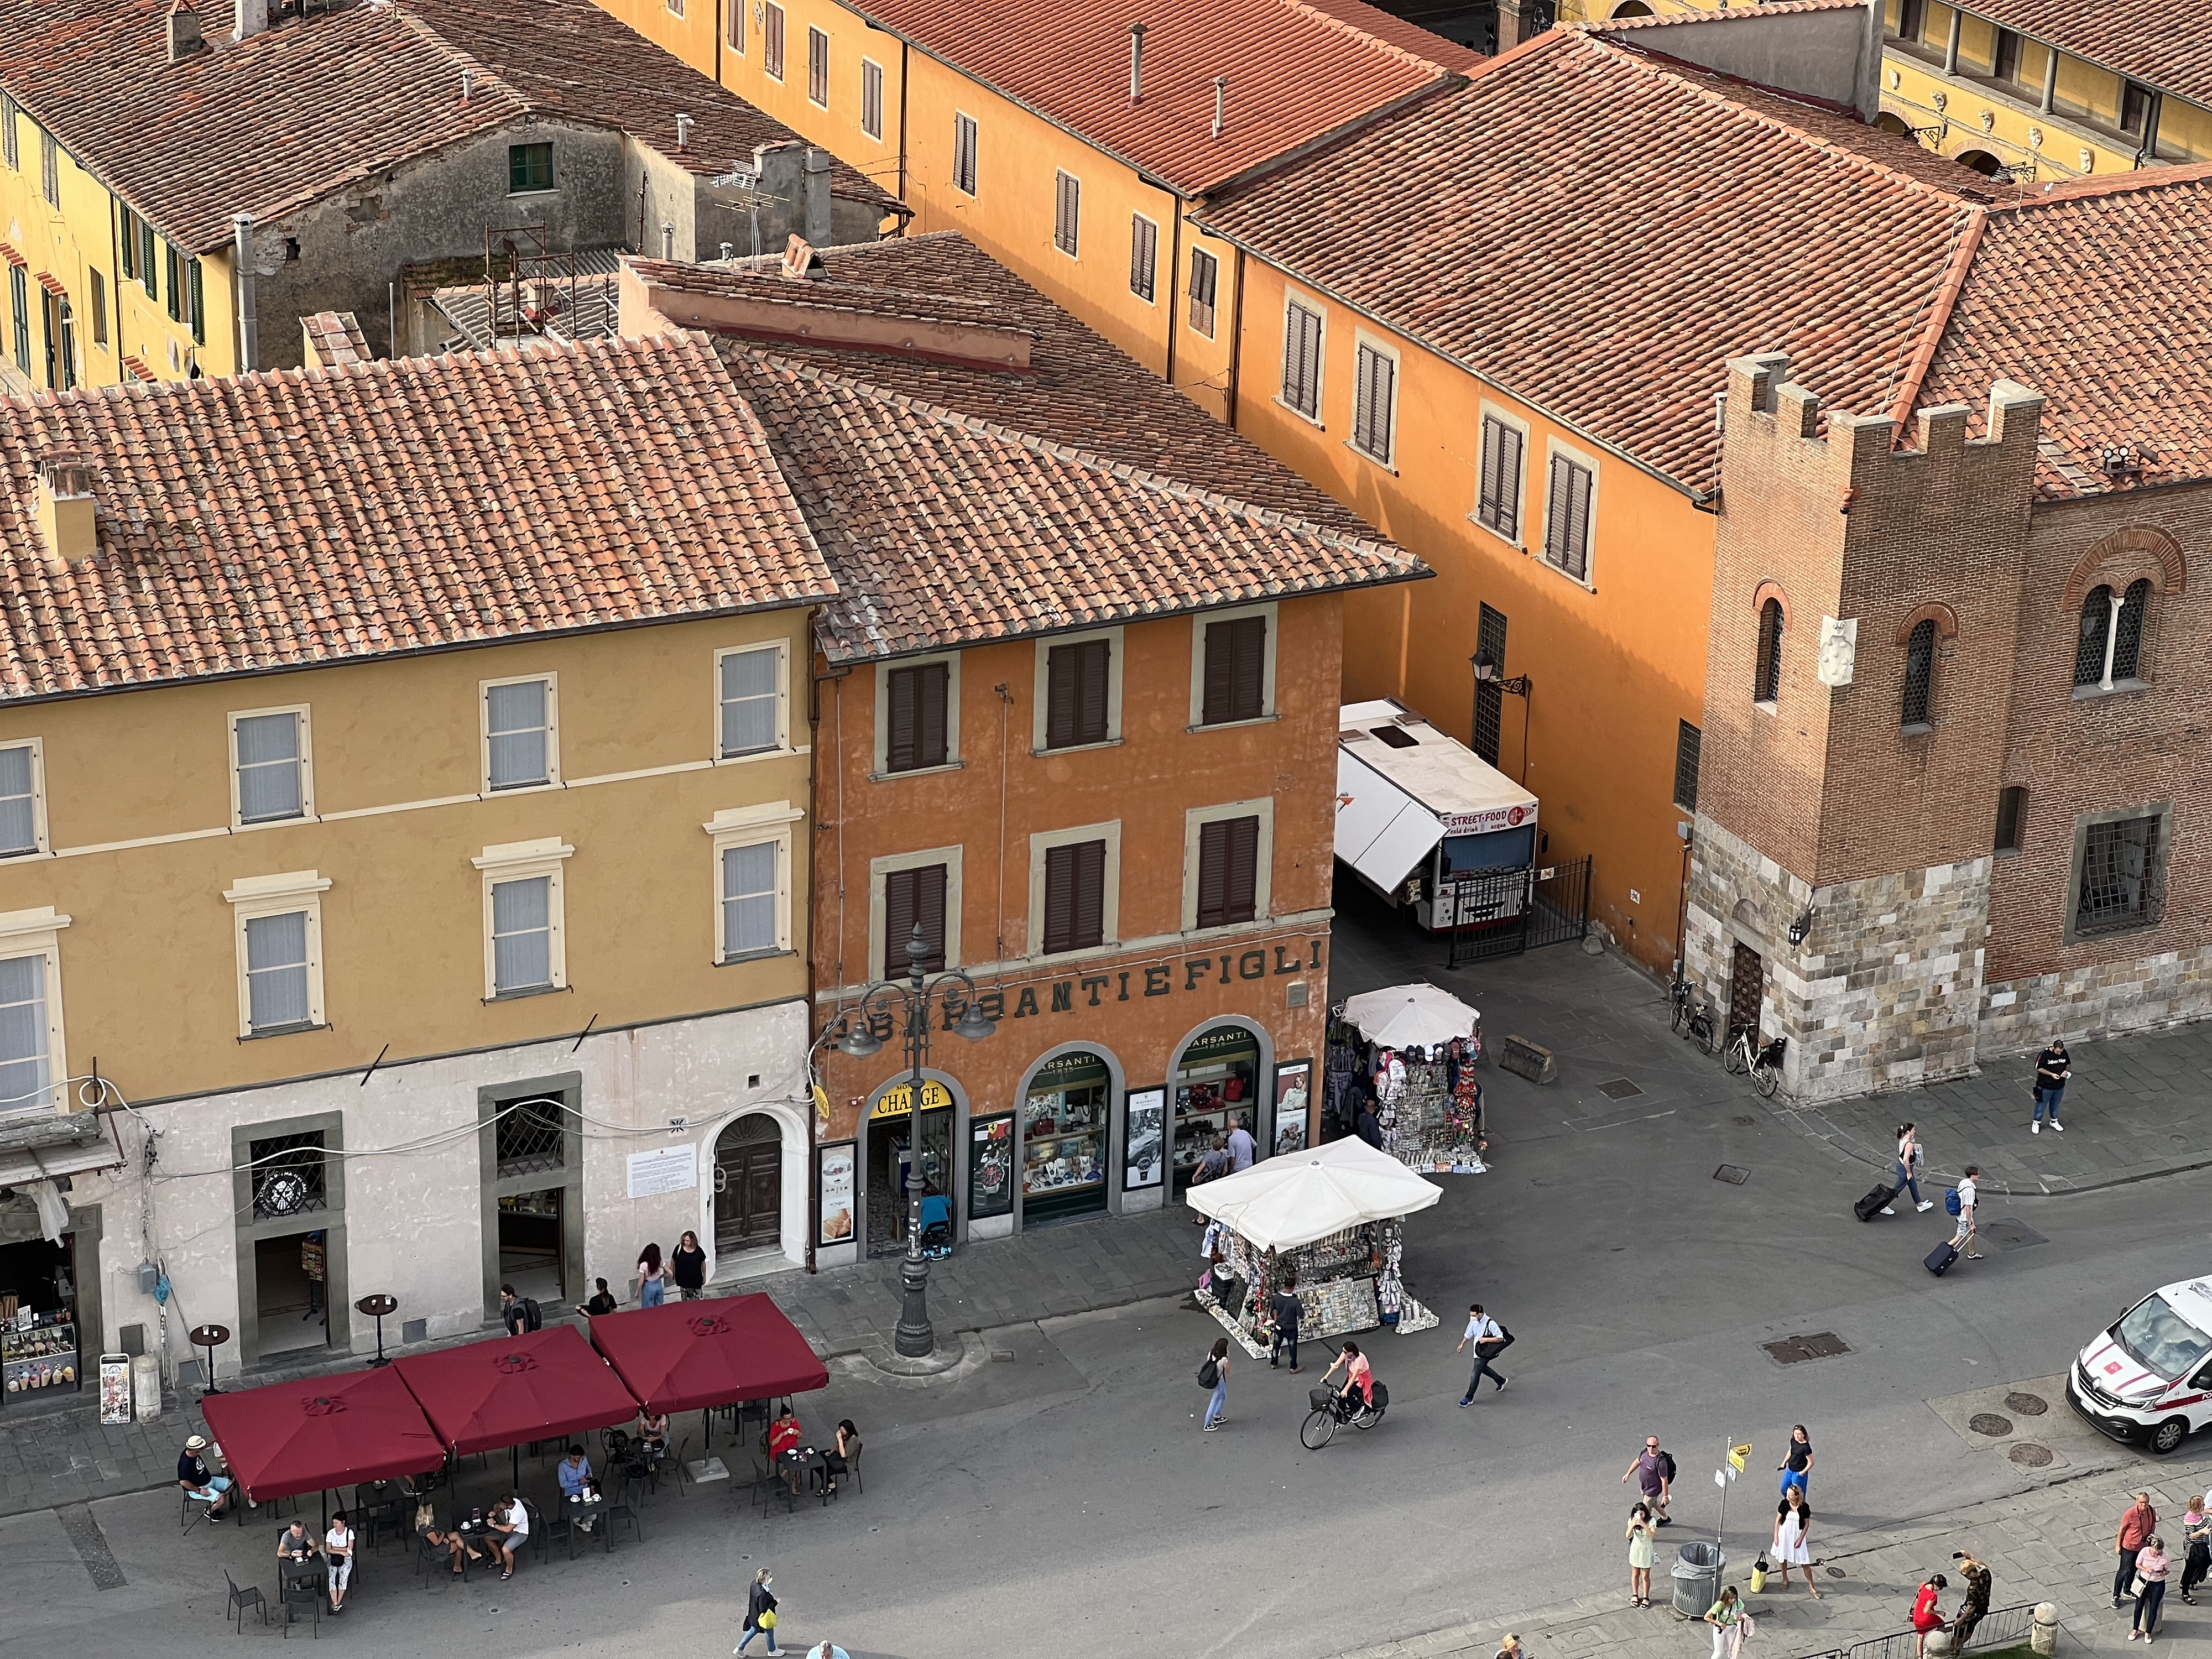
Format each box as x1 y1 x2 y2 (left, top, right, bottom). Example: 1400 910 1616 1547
1943 7 1961 76
231 213 257 373
2039 47 2058 114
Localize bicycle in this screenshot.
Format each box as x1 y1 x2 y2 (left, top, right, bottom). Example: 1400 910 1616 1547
1670 973 1719 1054
1723 1025 1787 1097
1300 1381 1390 1448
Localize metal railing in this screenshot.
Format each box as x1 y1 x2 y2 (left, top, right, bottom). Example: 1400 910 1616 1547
1790 1601 2041 1659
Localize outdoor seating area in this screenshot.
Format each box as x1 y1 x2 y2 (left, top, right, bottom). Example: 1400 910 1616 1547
187 1293 841 1632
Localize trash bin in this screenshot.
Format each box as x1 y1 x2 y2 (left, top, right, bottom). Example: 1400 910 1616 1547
1671 1541 1725 1616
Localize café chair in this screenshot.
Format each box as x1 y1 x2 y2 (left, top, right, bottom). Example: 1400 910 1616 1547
843 1441 864 1495
545 1499 581 1562
277 1565 322 1639
666 1436 693 1497
521 1498 549 1564
223 1568 268 1632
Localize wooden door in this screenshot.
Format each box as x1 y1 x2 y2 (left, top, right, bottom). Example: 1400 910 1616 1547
714 1121 782 1253
1728 941 1764 1043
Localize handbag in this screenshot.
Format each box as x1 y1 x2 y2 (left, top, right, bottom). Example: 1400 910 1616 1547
759 1610 778 1630
1476 1324 1515 1359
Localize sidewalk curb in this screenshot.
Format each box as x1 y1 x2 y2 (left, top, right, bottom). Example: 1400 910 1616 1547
1765 1099 2212 1199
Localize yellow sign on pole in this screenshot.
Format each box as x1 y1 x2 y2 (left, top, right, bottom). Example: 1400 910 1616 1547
871 1080 954 1119
1728 1442 1751 1473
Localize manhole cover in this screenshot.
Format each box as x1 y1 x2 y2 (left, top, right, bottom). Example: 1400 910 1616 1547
1764 1332 1851 1365
1598 1078 1644 1099
1981 1218 2048 1251
1825 1567 1846 1579
1714 1165 1750 1185
2008 1442 2054 1467
2004 1392 2049 1416
1733 1115 1756 1126
1968 1412 2014 1437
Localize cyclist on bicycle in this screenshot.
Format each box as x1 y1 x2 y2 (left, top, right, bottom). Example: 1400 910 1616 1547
1321 1340 1375 1412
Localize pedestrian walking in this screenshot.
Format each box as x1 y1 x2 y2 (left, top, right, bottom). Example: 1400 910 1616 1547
1771 1488 1820 1598
1269 1277 1302 1373
1882 1124 1935 1214
2131 1536 2171 1641
1948 1167 1982 1260
670 1230 708 1301
2179 1495 2209 1603
2116 1491 2158 1609
2032 1037 2070 1133
1703 1585 1744 1659
1626 1503 1659 1608
1911 1575 1949 1659
1455 1303 1511 1404
1778 1425 1814 1498
737 1568 779 1655
1950 1551 1990 1645
1227 1114 1256 1171
635 1240 668 1308
1495 1635 1525 1659
1199 1336 1230 1431
1623 1435 1674 1526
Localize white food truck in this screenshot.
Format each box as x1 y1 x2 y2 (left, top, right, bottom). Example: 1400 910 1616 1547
1335 698 1540 932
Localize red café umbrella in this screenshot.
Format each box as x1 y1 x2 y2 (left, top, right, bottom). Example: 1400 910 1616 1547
588 1292 829 1416
393 1325 639 1456
200 1365 444 1501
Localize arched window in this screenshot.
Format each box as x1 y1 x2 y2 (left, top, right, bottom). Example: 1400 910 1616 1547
2074 584 2114 687
1754 597 1783 703
1901 618 1936 728
2114 578 2151 681
1610 0 1653 14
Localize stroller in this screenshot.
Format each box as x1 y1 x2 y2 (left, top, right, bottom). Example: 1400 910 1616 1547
916 1192 954 1260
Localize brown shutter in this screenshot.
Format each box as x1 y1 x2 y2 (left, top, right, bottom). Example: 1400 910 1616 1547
1076 639 1109 743
1478 415 1504 530
1198 817 1259 928
1201 622 1235 726
1224 816 1259 924
1564 460 1592 580
1498 423 1523 540
915 864 947 969
886 666 917 771
1046 645 1079 749
1043 844 1077 953
885 865 948 974
1545 455 1570 569
1197 820 1230 928
1230 616 1266 721
1042 839 1105 954
916 661 948 767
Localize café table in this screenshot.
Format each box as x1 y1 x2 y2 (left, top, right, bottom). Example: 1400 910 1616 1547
561 1490 607 1557
770 1448 813 1512
278 1555 326 1626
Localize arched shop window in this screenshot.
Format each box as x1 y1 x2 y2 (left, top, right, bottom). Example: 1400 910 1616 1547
1021 1051 1111 1225
1173 1024 1261 1193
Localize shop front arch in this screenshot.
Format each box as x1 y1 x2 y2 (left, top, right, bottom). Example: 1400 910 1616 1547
857 1069 968 1259
1167 1018 1275 1196
702 1102 808 1272
1010 1042 1126 1232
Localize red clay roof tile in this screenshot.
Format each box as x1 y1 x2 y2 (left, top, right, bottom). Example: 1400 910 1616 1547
1939 0 2212 109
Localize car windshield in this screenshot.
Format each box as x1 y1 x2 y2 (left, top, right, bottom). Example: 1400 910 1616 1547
2111 1293 2212 1380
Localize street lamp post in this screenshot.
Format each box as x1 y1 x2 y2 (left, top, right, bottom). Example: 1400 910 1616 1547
831 922 997 1358
1470 648 1533 784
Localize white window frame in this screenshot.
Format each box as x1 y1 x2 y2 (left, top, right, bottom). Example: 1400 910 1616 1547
1180 799 1275 935
1031 626 1124 753
869 844 964 976
480 672 560 792
1538 434 1601 591
727 0 743 53
705 801 803 963
860 58 884 140
0 736 48 857
1470 399 1531 550
666 0 684 15
1026 820 1122 958
1349 330 1400 471
1053 168 1081 259
953 111 978 196
807 24 830 108
0 905 67 1115
1187 601 1279 730
223 870 330 1039
228 704 314 828
714 640 791 760
1277 289 1327 427
472 837 574 1000
873 651 962 777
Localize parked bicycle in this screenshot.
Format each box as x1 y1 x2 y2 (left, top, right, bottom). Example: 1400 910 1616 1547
1723 1025 1787 1097
1669 971 1719 1053
1299 1381 1390 1449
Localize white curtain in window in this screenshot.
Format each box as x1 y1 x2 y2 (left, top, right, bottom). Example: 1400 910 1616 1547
0 952 48 1112
245 911 311 1030
236 713 302 822
492 877 553 992
0 745 33 854
722 842 778 956
719 649 780 756
487 681 549 789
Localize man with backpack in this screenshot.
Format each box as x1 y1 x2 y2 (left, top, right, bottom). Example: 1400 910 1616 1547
1625 1436 1676 1525
499 1284 542 1337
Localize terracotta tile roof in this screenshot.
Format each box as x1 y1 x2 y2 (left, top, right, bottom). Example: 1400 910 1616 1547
0 332 834 701
846 0 1464 194
1198 28 1990 487
1945 0 2212 109
1911 165 2212 499
300 311 374 367
0 0 895 255
1586 0 1870 30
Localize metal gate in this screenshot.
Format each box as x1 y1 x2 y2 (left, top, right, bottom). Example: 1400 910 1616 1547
1446 857 1591 965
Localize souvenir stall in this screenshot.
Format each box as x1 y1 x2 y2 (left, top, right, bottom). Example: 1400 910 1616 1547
1340 984 1488 1173
1186 1136 1442 1359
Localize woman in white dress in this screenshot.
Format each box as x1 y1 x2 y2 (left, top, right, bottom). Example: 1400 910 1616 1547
1772 1488 1820 1598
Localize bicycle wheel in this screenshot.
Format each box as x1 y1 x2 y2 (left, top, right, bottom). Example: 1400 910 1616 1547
1670 995 1686 1034
1687 1011 1715 1054
1723 1039 1747 1076
1300 1409 1338 1450
1353 1405 1385 1431
1754 1063 1780 1099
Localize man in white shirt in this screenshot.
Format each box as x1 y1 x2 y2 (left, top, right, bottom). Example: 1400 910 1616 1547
1454 1302 1510 1405
1950 1166 1981 1260
1226 1116 1256 1171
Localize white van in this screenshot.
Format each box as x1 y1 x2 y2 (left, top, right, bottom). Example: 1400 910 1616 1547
2068 1277 2212 1454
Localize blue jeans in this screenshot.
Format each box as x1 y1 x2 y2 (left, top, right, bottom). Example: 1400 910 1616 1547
738 1625 778 1654
640 1277 665 1308
1894 1162 1922 1204
1204 1378 1227 1427
1780 1468 1808 1499
2034 1086 2064 1123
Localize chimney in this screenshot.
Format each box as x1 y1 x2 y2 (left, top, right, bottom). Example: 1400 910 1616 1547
166 2 204 58
232 213 258 372
1128 23 1146 104
233 0 267 41
1212 75 1226 138
461 67 473 101
660 221 675 260
33 455 97 568
802 145 832 246
676 112 695 152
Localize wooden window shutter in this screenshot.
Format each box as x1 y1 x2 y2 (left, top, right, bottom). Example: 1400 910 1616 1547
886 662 950 771
1043 839 1105 954
886 666 917 771
1045 641 1107 749
1046 645 1078 749
1355 345 1394 463
1197 821 1230 928
1199 817 1260 928
1077 639 1109 743
1202 615 1265 725
1477 416 1505 531
884 865 948 975
1224 817 1258 924
1546 455 1592 580
1500 424 1524 541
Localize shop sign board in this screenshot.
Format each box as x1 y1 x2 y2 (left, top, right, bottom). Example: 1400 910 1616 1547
1123 1087 1165 1191
818 1141 856 1245
626 1144 698 1199
872 1080 954 1119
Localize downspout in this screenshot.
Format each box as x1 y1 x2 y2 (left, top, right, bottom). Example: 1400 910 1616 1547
106 199 123 371
1164 194 1183 386
806 647 854 1274
1224 244 1245 426
713 0 722 88
896 42 910 207
231 213 257 373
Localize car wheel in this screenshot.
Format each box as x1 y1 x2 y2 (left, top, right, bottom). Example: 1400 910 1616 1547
2151 1416 2190 1455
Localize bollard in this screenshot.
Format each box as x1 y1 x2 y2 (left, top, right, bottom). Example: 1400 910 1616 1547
131 1353 161 1422
2031 1602 2060 1656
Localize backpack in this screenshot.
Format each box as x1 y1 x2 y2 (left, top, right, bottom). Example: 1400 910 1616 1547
1661 1450 1678 1482
1197 1356 1220 1390
520 1297 544 1332
1944 1188 1962 1217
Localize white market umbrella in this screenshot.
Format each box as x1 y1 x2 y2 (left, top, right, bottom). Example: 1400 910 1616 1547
1187 1135 1441 1251
1343 982 1480 1051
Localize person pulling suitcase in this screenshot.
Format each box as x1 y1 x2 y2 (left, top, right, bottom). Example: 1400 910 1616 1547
1926 1166 1981 1275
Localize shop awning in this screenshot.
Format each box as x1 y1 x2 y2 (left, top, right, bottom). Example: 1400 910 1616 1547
200 1365 445 1501
393 1325 640 1456
1343 982 1480 1051
588 1292 828 1416
1187 1134 1441 1251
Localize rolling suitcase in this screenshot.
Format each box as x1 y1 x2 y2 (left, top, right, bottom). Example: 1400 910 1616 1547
1853 1183 1899 1222
1924 1240 1959 1276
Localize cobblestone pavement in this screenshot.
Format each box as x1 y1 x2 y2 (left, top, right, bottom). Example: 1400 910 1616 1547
1337 1448 2212 1659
